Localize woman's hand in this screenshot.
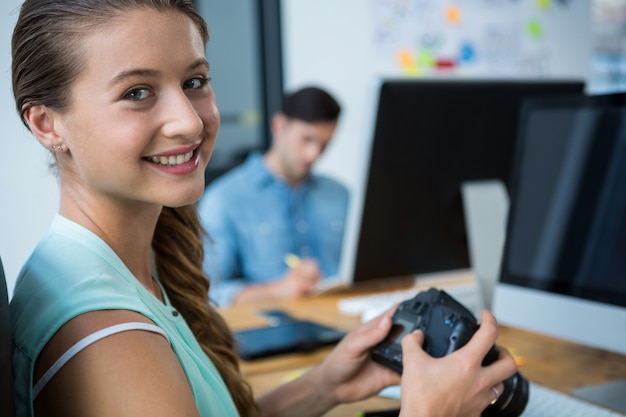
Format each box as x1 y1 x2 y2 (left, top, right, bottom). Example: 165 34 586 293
310 306 402 407
256 307 401 417
398 310 518 417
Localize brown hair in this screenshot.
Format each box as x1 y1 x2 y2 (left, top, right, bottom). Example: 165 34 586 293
153 206 258 417
282 86 341 123
12 0 257 415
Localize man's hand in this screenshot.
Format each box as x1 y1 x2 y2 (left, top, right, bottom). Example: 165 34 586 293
233 258 321 304
275 259 321 299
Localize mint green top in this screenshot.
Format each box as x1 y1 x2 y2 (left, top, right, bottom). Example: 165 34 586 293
10 214 240 417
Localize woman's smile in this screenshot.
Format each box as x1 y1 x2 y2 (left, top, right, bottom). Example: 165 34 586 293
148 150 194 166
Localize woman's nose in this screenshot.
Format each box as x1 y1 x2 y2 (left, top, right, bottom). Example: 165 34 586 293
160 89 204 140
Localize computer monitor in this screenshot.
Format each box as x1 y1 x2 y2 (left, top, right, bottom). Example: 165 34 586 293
493 92 626 357
338 78 585 285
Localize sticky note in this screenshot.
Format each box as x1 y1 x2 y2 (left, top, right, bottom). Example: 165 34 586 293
418 49 436 68
459 43 475 63
397 49 419 75
445 5 462 24
281 367 311 383
537 0 551 10
527 19 543 38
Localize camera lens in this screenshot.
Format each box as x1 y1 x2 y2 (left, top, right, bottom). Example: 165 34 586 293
482 371 529 417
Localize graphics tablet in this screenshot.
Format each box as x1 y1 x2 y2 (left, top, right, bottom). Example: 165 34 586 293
234 320 346 360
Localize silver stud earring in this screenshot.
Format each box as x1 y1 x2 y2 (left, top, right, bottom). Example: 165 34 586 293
50 144 63 152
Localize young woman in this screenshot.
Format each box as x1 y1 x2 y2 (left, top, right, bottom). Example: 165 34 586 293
9 1 517 416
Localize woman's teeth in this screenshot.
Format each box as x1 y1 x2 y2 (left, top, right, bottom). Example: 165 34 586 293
151 150 194 166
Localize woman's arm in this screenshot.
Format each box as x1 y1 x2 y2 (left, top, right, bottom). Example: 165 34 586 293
34 310 201 417
255 310 401 417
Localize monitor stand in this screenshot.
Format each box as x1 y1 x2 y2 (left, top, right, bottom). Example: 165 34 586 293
571 379 626 414
461 179 509 310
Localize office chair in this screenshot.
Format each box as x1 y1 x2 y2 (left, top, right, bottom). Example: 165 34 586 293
0 257 16 417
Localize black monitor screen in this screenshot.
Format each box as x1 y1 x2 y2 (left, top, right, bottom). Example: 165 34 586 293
500 93 626 308
351 79 585 283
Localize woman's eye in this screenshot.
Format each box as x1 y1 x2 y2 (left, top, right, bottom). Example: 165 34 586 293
123 87 152 101
184 76 210 90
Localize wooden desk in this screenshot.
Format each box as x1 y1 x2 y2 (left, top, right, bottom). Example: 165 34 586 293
219 287 626 417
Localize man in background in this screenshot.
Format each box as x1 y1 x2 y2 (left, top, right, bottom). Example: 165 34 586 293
198 86 348 306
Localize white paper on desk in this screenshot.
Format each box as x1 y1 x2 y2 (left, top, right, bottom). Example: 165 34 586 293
379 385 401 399
314 275 348 294
361 305 392 323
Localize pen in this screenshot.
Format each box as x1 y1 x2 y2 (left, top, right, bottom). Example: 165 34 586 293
284 253 301 268
357 409 400 417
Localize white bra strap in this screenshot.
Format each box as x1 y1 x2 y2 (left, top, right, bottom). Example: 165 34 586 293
33 322 169 399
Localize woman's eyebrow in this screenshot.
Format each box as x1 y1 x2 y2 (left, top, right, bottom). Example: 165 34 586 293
110 68 161 86
188 58 209 73
109 59 209 87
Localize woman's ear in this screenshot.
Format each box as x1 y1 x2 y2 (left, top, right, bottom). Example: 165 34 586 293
22 105 65 151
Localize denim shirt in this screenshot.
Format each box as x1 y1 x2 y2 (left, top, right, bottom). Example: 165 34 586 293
198 153 349 306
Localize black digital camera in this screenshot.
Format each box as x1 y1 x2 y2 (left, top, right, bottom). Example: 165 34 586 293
372 288 529 417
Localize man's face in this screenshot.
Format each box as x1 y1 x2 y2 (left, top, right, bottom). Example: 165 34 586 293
272 114 337 185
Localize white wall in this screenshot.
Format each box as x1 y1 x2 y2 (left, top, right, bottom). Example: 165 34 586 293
1 1 59 297
281 1 377 189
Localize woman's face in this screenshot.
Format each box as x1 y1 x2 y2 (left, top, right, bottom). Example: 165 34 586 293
54 8 218 209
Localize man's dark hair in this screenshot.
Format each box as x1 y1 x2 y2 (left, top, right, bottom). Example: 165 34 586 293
281 86 341 123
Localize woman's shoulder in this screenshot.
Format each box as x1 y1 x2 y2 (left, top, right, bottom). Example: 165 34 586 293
10 223 150 360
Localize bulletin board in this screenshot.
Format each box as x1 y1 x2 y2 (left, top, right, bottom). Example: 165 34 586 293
369 0 588 77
